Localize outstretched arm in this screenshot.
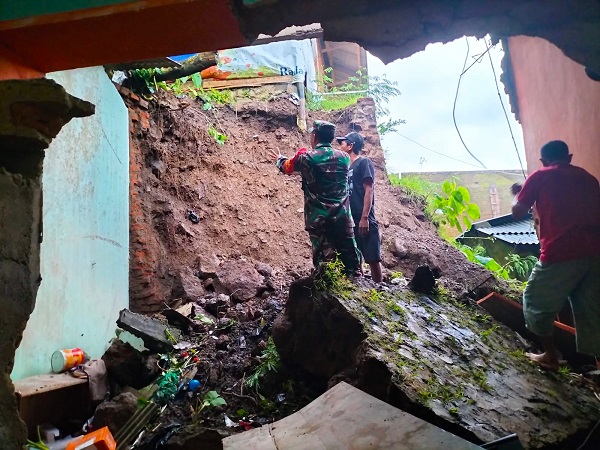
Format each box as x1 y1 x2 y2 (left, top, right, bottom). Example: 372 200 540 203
269 148 307 175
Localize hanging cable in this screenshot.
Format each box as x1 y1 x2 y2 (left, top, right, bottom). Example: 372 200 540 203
453 37 488 169
485 39 527 179
393 132 482 168
393 132 531 176
460 45 494 77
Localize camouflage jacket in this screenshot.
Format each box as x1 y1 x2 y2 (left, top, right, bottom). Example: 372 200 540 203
276 143 355 231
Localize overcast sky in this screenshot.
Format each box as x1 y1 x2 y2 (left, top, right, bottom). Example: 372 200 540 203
367 36 527 174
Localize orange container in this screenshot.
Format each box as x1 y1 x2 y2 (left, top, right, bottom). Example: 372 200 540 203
66 427 116 450
51 348 86 373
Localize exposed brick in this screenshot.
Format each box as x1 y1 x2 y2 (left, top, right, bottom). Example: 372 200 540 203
119 86 132 98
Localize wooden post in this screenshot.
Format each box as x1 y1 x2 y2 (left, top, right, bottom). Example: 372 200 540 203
296 79 307 132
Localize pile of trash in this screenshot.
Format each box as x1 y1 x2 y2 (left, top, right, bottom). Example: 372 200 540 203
26 285 320 450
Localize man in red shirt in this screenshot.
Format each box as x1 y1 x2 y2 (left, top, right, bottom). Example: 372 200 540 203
512 140 600 371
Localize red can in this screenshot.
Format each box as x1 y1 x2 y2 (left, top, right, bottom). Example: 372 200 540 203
51 348 86 373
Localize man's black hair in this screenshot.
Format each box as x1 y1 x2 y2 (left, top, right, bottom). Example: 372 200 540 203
314 126 335 144
541 140 570 162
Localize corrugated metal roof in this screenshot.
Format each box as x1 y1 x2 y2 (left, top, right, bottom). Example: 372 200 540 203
476 218 539 245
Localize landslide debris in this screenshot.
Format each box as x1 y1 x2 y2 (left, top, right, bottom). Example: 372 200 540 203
120 86 558 447
273 270 600 449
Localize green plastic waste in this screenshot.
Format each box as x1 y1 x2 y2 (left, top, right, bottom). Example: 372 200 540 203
154 371 180 404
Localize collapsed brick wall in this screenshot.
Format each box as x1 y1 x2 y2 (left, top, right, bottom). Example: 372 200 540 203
117 85 168 313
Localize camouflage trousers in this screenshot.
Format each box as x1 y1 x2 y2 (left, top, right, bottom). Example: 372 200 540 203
308 221 361 275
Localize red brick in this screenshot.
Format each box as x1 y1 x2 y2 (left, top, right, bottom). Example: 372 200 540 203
119 86 132 97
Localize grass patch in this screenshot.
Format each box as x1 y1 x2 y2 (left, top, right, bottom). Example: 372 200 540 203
388 173 440 204
314 258 353 297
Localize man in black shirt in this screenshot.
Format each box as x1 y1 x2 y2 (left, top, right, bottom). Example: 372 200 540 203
337 131 383 282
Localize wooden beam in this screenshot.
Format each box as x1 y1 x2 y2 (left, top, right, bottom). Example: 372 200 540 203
202 75 293 90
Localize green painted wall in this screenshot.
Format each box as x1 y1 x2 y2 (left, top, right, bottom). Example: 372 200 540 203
0 1 131 22
11 67 129 380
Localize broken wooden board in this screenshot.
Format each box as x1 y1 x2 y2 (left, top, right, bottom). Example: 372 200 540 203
202 75 293 90
223 382 482 449
273 277 600 448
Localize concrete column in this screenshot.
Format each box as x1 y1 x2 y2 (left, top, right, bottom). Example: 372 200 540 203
0 79 93 447
0 150 43 445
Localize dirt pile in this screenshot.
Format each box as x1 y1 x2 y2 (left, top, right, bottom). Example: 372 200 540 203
124 88 497 314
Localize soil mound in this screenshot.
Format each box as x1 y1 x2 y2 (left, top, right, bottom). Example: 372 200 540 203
126 90 496 313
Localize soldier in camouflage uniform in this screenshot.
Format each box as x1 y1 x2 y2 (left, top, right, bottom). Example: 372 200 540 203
269 120 361 275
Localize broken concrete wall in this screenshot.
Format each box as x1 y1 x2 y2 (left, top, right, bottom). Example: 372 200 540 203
234 1 600 76
11 67 129 380
0 158 43 447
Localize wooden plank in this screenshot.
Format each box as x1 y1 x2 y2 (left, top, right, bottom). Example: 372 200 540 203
202 75 293 90
13 373 87 398
223 382 482 450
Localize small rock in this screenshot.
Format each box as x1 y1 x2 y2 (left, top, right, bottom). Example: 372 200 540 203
102 340 161 389
408 265 437 294
92 392 138 435
151 159 166 178
173 267 205 301
266 299 281 311
162 423 225 450
204 295 229 316
214 260 263 303
255 262 274 277
251 340 267 357
216 335 231 350
195 251 220 279
391 238 408 258
217 317 231 328
217 293 230 303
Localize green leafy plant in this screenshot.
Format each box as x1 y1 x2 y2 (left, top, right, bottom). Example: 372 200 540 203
418 377 464 405
245 337 282 390
195 314 214 325
27 427 50 450
389 270 403 279
471 369 493 393
377 117 406 136
314 258 353 296
197 390 227 412
428 179 481 233
505 254 538 280
509 348 526 358
308 67 403 125
208 126 227 145
367 289 382 302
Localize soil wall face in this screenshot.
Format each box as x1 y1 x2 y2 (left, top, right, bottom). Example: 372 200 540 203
123 88 494 313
